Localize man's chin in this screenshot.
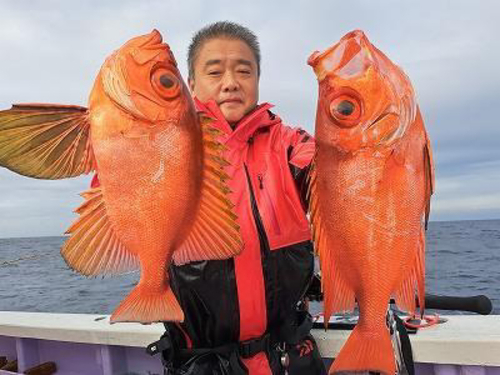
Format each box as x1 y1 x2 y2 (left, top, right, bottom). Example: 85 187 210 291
220 109 245 124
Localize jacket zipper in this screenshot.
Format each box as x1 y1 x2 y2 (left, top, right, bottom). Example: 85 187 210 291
257 174 281 235
244 164 270 255
257 174 264 189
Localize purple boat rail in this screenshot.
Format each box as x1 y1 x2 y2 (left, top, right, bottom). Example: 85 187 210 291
0 312 499 374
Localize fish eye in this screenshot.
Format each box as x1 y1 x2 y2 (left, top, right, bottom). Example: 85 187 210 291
336 100 355 116
328 93 362 127
159 74 175 89
151 68 180 100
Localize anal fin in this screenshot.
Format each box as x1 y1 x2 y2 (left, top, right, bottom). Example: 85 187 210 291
393 229 426 315
61 186 139 276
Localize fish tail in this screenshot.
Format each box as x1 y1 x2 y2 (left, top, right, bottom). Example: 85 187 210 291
329 324 395 375
110 284 184 324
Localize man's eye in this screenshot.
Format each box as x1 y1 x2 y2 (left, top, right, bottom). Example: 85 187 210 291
208 71 221 76
238 70 251 75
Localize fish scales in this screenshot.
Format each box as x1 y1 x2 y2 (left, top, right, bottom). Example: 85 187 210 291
0 30 242 324
309 30 434 374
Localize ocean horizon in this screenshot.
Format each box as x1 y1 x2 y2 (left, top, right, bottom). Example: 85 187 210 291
1 218 499 316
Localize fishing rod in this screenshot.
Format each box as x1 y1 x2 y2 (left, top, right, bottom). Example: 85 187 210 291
411 294 493 316
305 274 494 339
309 293 493 329
307 276 493 316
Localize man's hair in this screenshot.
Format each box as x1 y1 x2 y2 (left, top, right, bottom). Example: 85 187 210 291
187 21 261 79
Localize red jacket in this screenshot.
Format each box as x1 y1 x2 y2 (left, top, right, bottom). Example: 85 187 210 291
193 99 315 374
92 99 318 374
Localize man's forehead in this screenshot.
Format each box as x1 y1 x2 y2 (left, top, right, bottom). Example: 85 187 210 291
196 38 257 65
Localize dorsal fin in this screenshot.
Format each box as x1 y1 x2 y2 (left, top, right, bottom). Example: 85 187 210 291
172 114 243 265
61 186 139 276
0 104 96 179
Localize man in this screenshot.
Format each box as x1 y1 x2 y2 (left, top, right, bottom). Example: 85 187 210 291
153 22 326 375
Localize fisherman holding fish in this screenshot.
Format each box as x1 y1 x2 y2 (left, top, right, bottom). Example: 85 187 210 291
0 20 324 374
0 19 435 375
152 22 327 375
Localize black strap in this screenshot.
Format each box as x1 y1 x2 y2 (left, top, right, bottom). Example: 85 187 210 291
278 310 313 345
394 314 415 375
305 274 323 302
148 310 314 370
172 333 271 361
238 333 271 358
146 335 173 356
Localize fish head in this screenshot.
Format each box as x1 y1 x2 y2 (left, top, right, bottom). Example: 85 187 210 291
90 30 194 137
308 30 417 153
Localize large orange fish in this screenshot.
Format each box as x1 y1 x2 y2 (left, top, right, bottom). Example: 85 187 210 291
0 30 242 323
307 30 434 374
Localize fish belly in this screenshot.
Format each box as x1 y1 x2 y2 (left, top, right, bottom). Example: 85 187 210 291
95 125 200 267
92 124 201 322
318 128 427 373
321 147 424 302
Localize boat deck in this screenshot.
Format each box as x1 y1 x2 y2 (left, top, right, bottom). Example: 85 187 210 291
0 312 499 374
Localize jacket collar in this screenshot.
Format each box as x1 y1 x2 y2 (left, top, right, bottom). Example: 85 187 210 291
194 98 280 144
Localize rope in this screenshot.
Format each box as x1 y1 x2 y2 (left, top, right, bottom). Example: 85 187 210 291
402 313 440 329
0 251 56 267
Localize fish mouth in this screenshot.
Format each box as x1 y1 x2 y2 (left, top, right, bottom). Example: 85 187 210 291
138 30 169 53
129 30 175 66
308 29 373 81
142 29 163 46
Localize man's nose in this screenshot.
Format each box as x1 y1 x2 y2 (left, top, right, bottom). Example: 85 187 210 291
221 72 238 92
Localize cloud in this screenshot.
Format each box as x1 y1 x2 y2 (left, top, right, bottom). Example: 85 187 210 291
431 160 500 220
1 0 499 238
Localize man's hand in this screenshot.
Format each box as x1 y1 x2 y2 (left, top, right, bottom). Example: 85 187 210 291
305 273 323 302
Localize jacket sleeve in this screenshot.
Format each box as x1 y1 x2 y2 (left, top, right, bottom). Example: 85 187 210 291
282 127 315 211
90 173 101 188
282 127 324 303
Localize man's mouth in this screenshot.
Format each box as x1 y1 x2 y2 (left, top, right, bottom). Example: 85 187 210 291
220 98 243 105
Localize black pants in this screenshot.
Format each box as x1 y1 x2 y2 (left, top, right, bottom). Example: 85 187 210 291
161 334 326 375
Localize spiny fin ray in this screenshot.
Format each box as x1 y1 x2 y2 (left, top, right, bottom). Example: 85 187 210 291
172 114 242 265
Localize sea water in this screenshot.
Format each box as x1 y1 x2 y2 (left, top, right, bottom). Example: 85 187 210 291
0 219 499 315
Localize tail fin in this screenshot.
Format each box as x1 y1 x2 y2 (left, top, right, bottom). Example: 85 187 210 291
329 324 395 375
110 284 184 324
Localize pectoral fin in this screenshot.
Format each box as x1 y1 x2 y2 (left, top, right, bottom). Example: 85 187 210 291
172 114 243 265
0 103 96 179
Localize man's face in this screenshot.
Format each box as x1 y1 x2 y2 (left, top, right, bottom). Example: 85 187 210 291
189 38 259 125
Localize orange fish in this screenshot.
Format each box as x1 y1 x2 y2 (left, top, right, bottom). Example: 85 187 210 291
0 30 242 323
308 30 434 374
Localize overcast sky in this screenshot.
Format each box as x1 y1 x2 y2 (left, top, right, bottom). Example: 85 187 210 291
1 1 499 238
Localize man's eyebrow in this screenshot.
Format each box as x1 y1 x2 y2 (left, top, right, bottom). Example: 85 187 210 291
235 59 252 67
203 59 253 68
204 59 222 67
